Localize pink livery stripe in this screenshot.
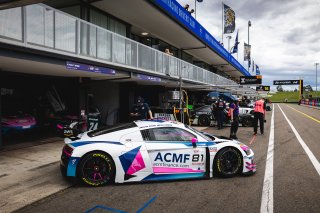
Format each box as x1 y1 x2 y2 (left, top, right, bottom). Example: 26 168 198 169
153 167 204 173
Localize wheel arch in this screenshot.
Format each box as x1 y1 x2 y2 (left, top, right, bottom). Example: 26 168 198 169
76 149 117 182
212 146 244 177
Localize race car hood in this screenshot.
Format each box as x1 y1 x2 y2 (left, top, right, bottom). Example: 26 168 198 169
214 137 240 144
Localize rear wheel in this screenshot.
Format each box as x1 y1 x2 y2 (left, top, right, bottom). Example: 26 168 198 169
241 117 253 127
198 115 210 126
78 152 115 186
214 147 242 177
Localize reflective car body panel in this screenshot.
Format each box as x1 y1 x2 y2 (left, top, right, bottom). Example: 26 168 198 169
61 120 255 183
1 114 37 134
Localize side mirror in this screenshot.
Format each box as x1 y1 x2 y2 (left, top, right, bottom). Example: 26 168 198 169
191 138 198 148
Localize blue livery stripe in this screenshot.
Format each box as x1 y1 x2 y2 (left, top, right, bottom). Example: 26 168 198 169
143 173 205 181
119 146 141 173
67 157 80 177
145 141 215 147
70 141 122 147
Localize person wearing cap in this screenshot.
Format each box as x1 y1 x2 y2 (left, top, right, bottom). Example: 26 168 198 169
130 96 153 120
229 99 239 139
253 97 266 135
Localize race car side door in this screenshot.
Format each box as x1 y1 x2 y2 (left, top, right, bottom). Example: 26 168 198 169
141 127 207 181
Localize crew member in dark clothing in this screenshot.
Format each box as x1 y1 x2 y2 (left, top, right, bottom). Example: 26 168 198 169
130 96 153 120
211 100 217 122
216 99 226 129
253 98 266 135
229 100 239 139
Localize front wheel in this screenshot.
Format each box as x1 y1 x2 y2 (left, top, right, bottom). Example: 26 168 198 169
213 147 242 178
78 152 115 186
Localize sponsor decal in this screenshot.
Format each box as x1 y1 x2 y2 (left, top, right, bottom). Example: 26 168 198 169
71 159 77 165
209 147 218 152
154 152 190 163
152 152 205 169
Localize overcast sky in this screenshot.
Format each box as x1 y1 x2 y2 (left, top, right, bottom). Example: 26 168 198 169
177 0 320 91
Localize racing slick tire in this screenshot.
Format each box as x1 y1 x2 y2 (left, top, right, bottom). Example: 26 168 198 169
198 115 210 126
77 151 115 186
241 117 253 127
213 147 242 178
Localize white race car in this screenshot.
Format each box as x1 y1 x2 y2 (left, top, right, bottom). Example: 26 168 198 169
60 120 256 186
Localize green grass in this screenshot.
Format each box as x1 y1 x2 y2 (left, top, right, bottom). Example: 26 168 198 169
269 91 320 102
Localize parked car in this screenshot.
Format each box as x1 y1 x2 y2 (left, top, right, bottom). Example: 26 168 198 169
190 105 213 126
1 112 37 135
60 120 256 186
191 105 254 127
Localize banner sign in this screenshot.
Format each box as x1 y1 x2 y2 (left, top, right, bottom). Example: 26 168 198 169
244 43 251 61
66 61 116 75
223 4 235 34
137 74 161 82
151 0 250 77
256 85 270 91
256 64 260 75
240 75 262 85
154 113 176 121
273 80 300 85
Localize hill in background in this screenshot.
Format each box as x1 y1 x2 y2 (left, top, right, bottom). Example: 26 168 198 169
269 91 319 102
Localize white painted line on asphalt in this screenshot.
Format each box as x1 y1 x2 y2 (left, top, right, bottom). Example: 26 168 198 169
260 104 274 213
278 104 320 176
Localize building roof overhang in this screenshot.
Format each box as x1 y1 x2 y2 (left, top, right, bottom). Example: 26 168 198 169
91 0 251 79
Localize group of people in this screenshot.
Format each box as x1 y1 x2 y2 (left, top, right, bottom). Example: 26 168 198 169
130 95 267 140
212 98 239 139
183 4 194 15
213 97 267 139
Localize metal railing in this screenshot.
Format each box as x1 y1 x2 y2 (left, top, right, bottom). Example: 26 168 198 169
0 4 238 87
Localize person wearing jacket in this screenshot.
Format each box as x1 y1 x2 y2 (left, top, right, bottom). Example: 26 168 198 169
216 99 226 129
229 100 239 139
253 98 266 135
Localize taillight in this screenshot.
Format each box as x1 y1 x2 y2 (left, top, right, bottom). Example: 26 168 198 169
63 145 74 157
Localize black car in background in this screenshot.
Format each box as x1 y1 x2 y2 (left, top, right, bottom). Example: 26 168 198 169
190 105 254 127
190 105 213 126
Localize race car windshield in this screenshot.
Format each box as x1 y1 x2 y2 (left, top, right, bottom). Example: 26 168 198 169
184 125 213 141
88 122 137 137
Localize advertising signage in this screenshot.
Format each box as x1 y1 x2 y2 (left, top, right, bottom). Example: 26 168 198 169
240 75 262 85
256 86 270 91
137 74 161 82
66 61 116 75
273 80 300 85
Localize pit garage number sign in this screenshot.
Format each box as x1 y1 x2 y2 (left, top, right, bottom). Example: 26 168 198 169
240 75 262 85
256 86 270 91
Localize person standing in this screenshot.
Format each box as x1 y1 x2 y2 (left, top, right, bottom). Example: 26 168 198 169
253 98 266 135
229 100 239 139
130 96 153 120
216 98 226 129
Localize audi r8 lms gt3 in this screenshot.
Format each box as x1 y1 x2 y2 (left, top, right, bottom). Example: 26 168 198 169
60 120 256 186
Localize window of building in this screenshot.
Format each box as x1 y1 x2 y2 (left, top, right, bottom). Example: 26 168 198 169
90 9 126 37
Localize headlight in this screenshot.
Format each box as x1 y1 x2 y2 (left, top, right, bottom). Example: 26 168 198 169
240 144 252 155
244 148 251 156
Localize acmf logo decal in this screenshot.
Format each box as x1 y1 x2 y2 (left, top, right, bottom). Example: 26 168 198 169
154 153 190 163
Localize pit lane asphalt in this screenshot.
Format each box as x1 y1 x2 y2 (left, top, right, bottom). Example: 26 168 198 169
17 104 320 213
